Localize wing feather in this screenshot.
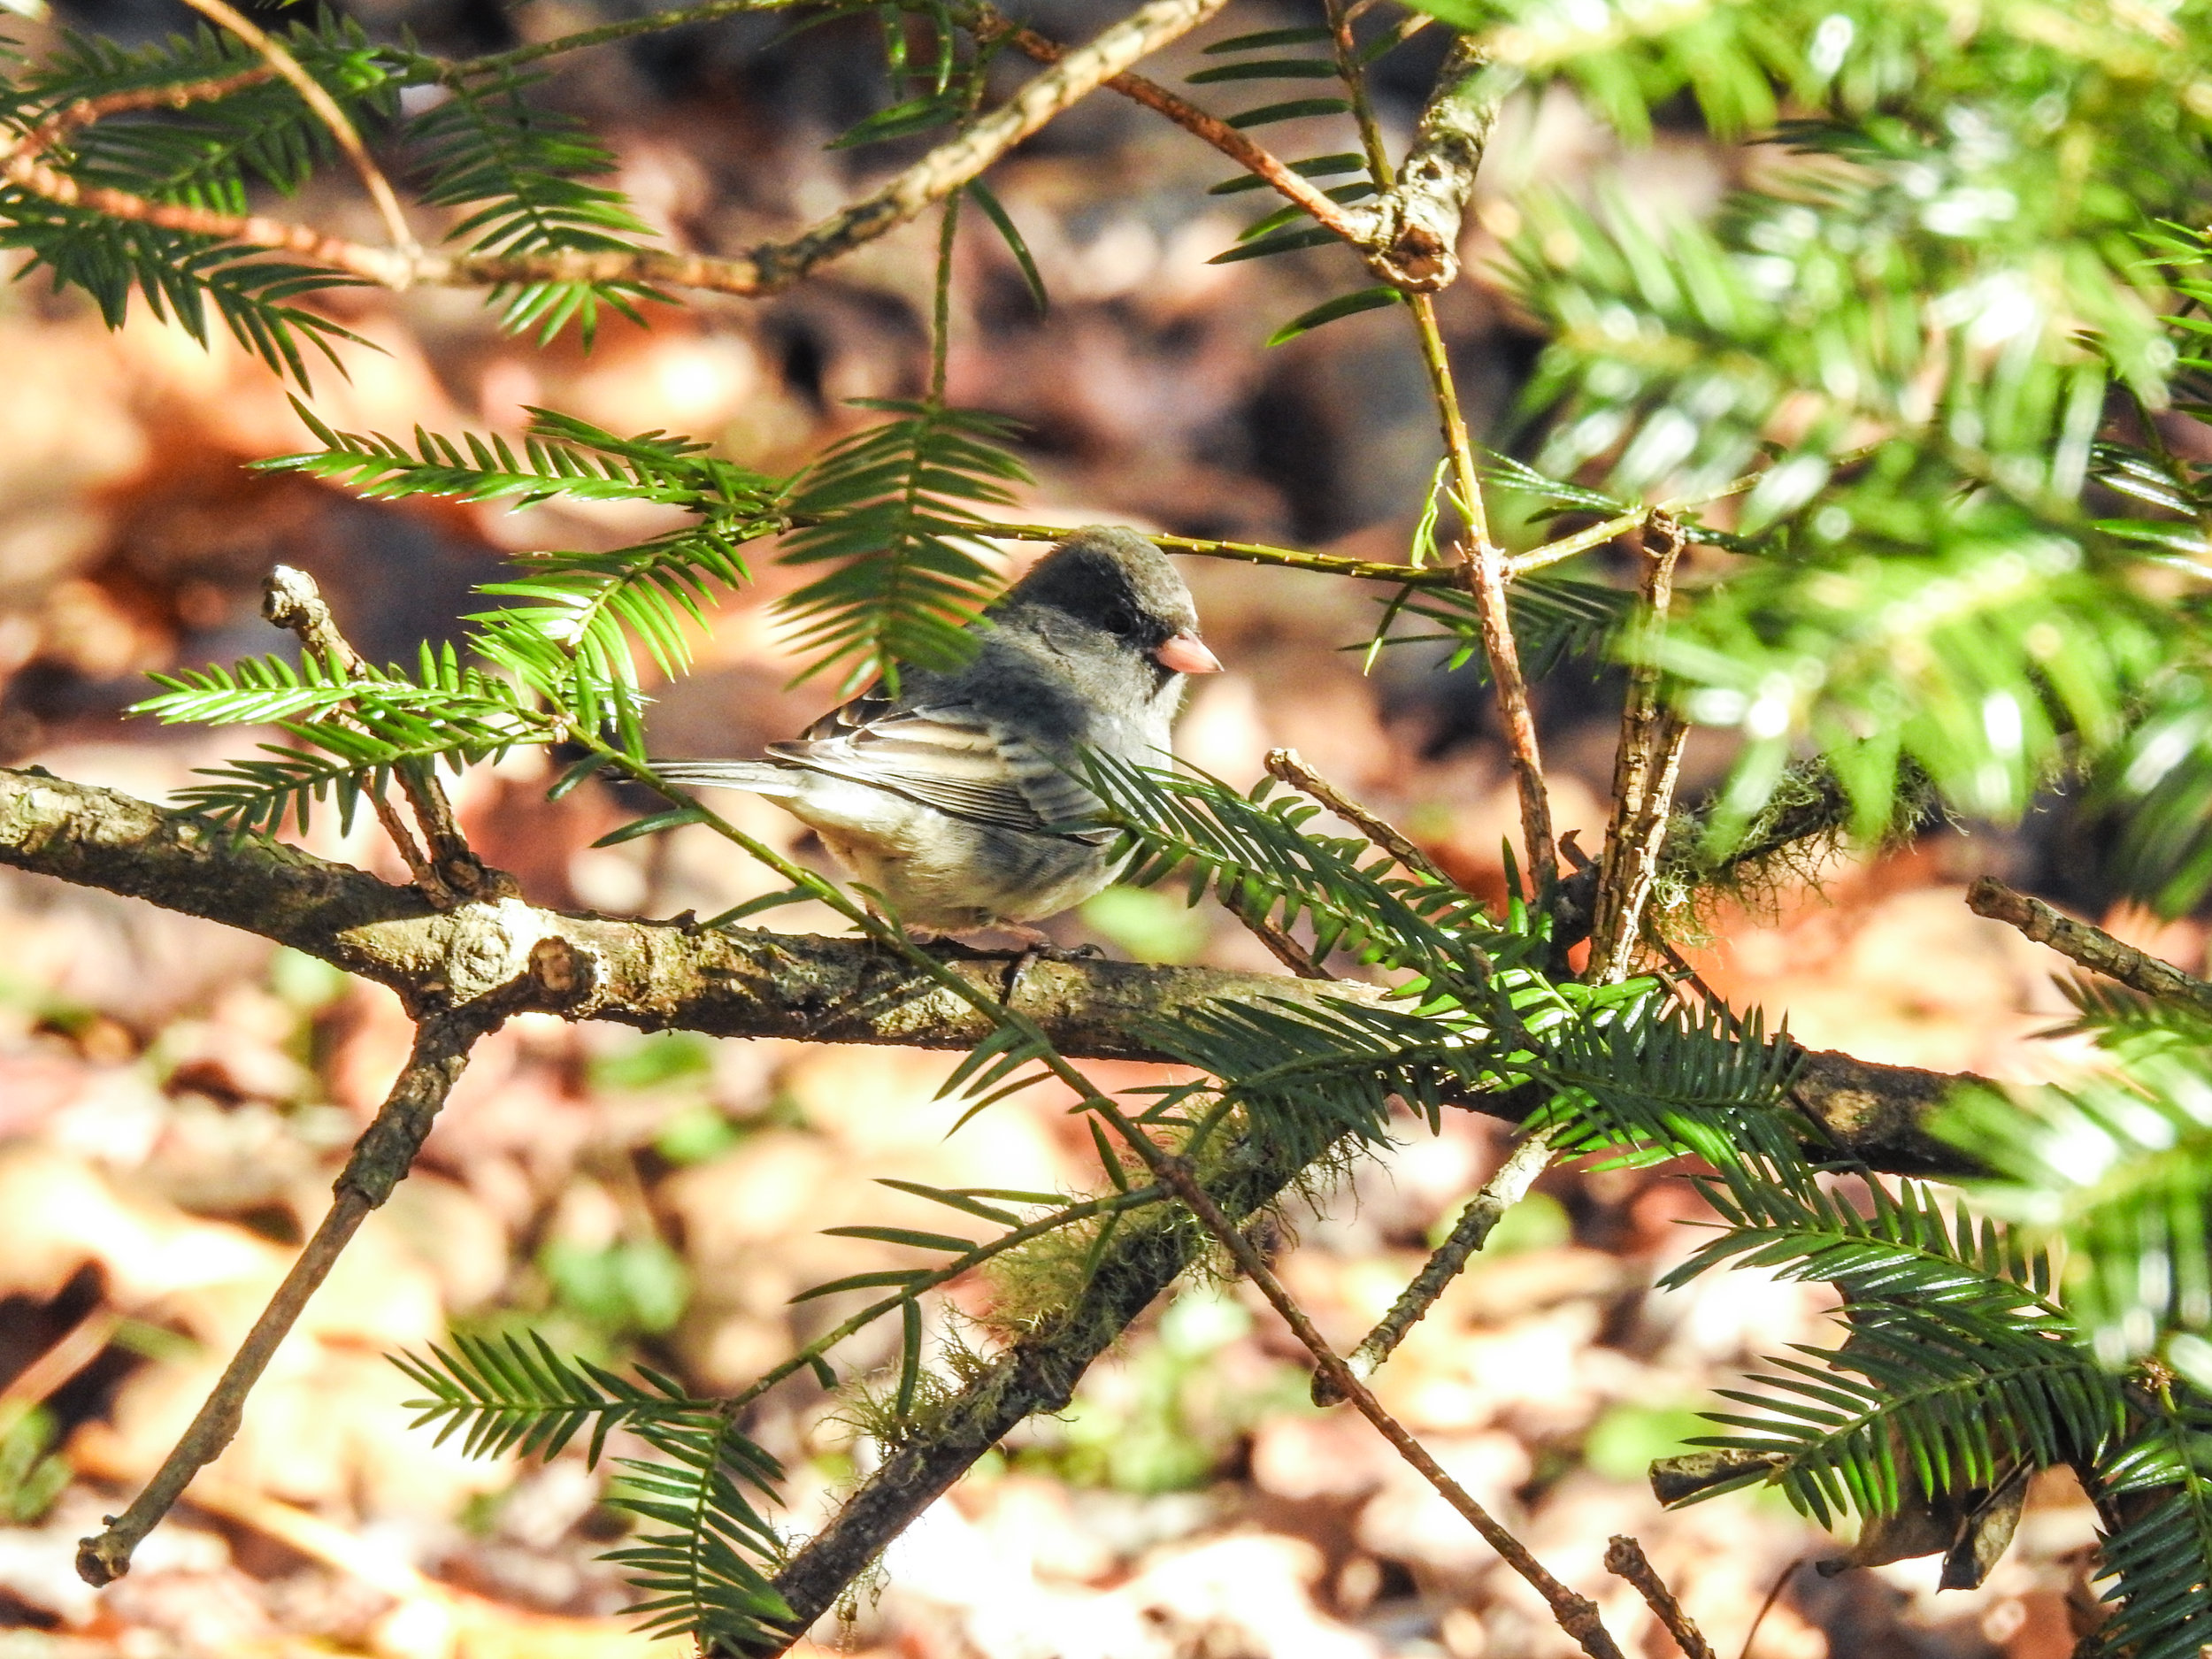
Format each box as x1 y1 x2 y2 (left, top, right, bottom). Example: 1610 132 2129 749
772 699 1106 841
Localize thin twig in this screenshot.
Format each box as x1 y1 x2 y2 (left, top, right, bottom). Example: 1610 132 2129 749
173 0 417 253
1383 41 1554 887
1501 451 1883 580
988 521 1471 584
1132 1133 1622 1659
1502 507 1651 578
1604 1535 1718 1659
433 0 1362 242
259 567 490 905
1966 878 2212 1018
1246 747 1445 976
75 1010 493 1587
1409 290 1557 893
1228 899 1334 979
1264 746 1451 885
534 0 1239 288
1325 0 1394 188
3 69 280 168
1587 513 1686 983
1737 1556 1804 1659
441 0 811 76
956 0 1363 242
0 152 423 282
259 567 440 896
1312 1125 1556 1403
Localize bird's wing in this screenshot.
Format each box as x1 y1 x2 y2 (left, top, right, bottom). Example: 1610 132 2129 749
772 694 1106 840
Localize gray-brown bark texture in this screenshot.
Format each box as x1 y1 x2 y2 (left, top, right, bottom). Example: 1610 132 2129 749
0 764 1987 1173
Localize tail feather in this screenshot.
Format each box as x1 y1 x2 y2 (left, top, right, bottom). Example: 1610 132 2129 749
647 758 800 796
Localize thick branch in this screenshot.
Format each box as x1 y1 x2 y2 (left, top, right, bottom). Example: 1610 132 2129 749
0 765 1991 1179
0 760 1988 1630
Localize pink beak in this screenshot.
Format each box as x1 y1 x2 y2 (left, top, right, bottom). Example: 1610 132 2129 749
1154 627 1223 676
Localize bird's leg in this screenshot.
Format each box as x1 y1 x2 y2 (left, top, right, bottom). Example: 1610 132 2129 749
972 924 1103 1002
989 924 1055 1004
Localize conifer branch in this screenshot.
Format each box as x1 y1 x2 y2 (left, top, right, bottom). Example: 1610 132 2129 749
75 1008 495 1586
0 764 1994 1177
1588 514 1687 983
4 67 281 166
0 151 417 280
1966 878 2212 1018
1226 895 1333 977
0 757 1993 1629
173 0 417 254
1264 746 1450 884
950 0 1362 242
260 567 507 905
256 568 440 897
5 0 1233 301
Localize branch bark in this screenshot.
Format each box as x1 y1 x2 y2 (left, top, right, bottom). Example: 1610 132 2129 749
1587 514 1687 983
0 764 1993 1178
75 1009 494 1586
1341 36 1495 290
1967 877 2212 1018
1603 1535 1717 1659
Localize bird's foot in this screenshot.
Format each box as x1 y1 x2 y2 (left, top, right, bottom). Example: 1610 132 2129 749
963 926 1102 1002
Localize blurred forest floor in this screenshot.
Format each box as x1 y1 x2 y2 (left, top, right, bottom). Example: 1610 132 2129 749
0 0 2192 1653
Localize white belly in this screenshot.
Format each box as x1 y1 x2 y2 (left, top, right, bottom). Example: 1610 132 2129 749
785 774 1114 933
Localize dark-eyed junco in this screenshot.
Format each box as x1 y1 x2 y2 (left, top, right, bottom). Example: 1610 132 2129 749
651 526 1222 934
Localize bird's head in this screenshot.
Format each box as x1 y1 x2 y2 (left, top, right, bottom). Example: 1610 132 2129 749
1009 526 1223 676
